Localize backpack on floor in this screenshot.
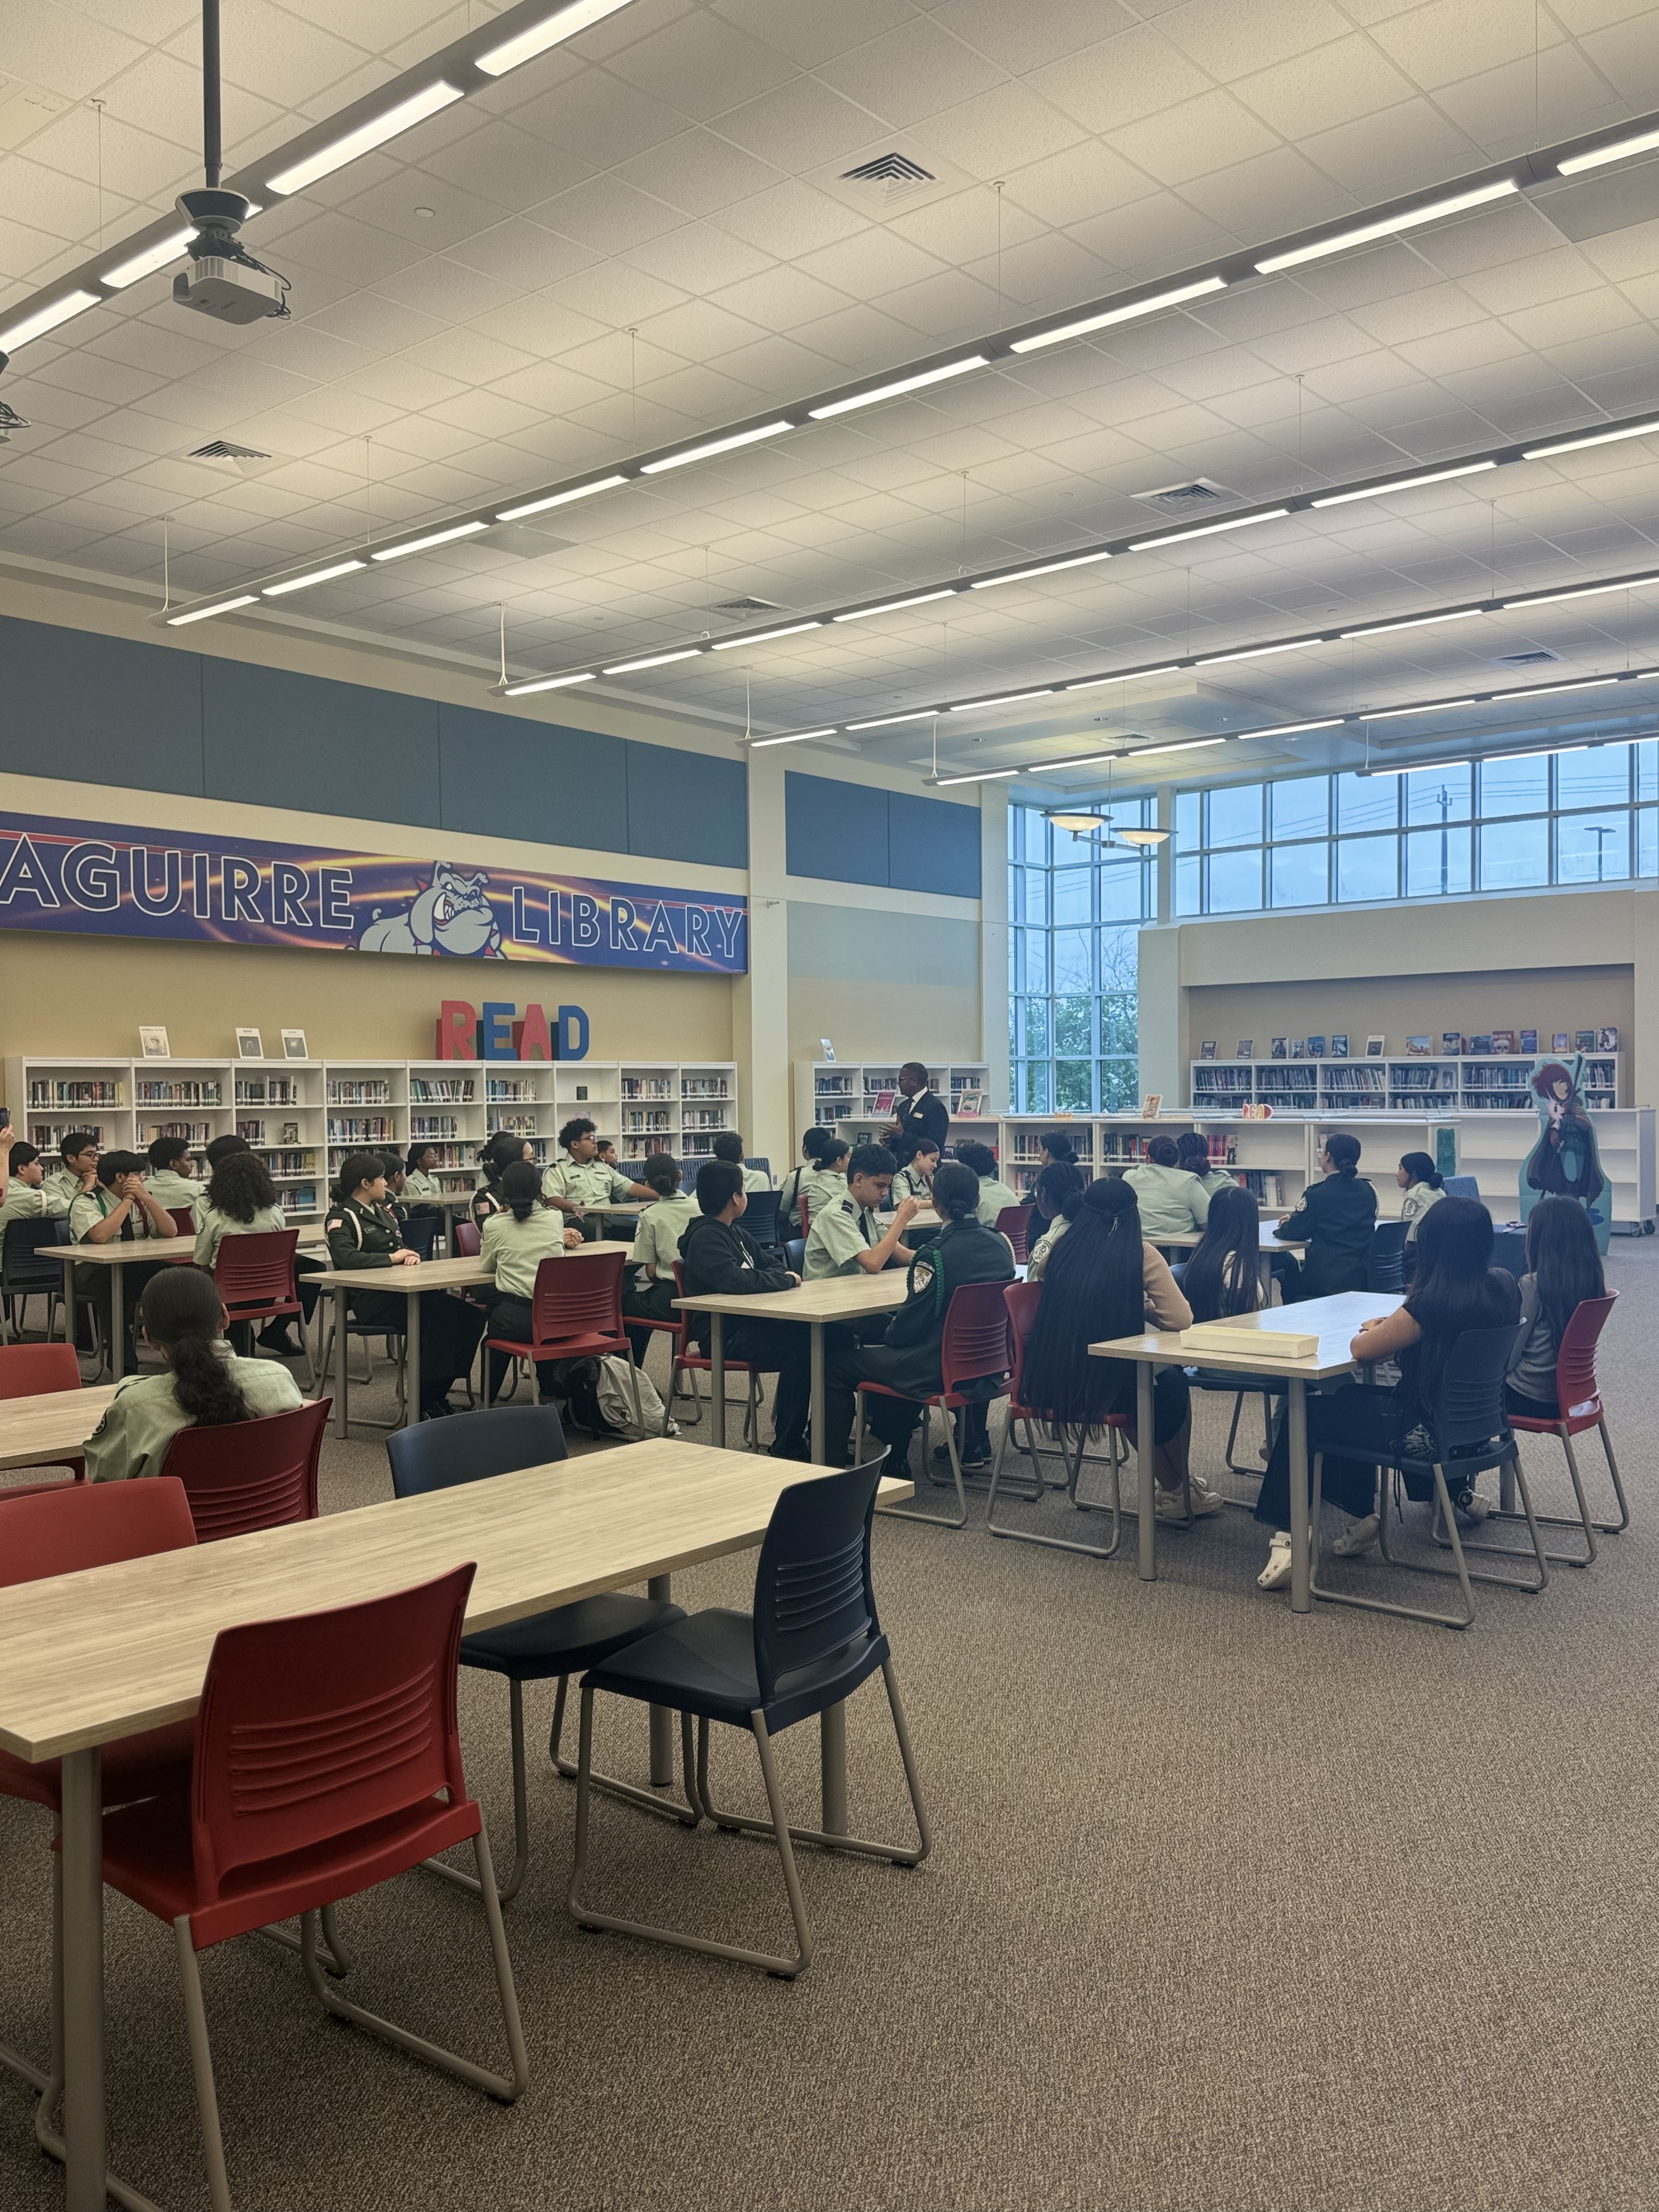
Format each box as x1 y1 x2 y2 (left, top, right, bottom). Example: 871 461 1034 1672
594 1353 674 1441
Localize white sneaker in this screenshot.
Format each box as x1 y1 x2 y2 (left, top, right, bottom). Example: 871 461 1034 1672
1188 1474 1226 1517
1154 1486 1190 1522
1257 1531 1296 1590
1455 1488 1493 1522
1332 1512 1380 1557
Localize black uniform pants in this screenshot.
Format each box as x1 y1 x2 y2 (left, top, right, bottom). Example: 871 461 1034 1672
698 1315 812 1457
74 1257 168 1357
482 1293 568 1402
351 1287 486 1406
621 1274 677 1367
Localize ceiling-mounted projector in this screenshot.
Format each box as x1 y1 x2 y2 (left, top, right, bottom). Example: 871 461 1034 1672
172 189 287 325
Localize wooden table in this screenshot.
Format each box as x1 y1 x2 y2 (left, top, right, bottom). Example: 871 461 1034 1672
0 1384 119 1471
308 1243 636 1436
1158 1223 1306 1292
674 1271 911 1462
0 1438 913 2212
43 1235 200 1381
1090 1292 1401 1611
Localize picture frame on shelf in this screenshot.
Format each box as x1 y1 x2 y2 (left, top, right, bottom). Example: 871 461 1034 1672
820 1039 836 1062
280 1028 308 1061
1469 1034 1493 1055
1140 1094 1163 1118
138 1026 170 1059
235 1028 263 1059
1291 1040 1306 1059
1307 1036 1326 1058
956 1088 983 1117
1442 1032 1464 1056
1366 1035 1386 1057
1575 1030 1596 1051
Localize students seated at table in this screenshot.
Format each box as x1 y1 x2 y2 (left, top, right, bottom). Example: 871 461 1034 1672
144 1135 205 1217
1254 1196 1520 1589
821 1160 1016 1473
797 1133 851 1228
1026 1162 1086 1278
472 1131 534 1229
1175 1130 1236 1197
543 1116 653 1229
82 1264 303 1482
803 1144 919 1280
194 1148 312 1356
477 1159 586 1401
0 1139 69 1226
325 1149 488 1423
70 1149 178 1369
678 1158 810 1459
44 1130 100 1210
778 1126 831 1238
1019 1177 1218 1517
1182 1184 1263 1321
620 1152 697 1365
1273 1132 1376 1300
1505 1195 1605 1420
1122 1133 1210 1239
710 1129 772 1192
1397 1152 1445 1273
404 1141 445 1220
890 1137 940 1207
194 1133 251 1225
956 1141 1021 1227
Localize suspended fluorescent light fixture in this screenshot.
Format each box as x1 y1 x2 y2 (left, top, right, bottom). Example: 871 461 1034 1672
602 648 703 673
262 559 366 596
1065 667 1181 691
710 622 823 648
503 672 596 696
1558 126 1659 176
809 356 988 418
166 594 256 626
1011 276 1227 353
1254 179 1519 274
749 727 837 749
833 590 957 622
1311 460 1497 507
266 82 465 196
1503 573 1659 610
1195 636 1324 668
1340 607 1482 639
102 230 195 289
933 768 1019 786
640 421 793 473
1239 718 1345 739
370 521 488 562
1364 699 1476 720
496 474 627 520
1128 509 1289 552
0 289 99 352
972 550 1113 590
1523 417 1659 460
949 690 1054 713
475 0 639 76
1028 752 1120 773
848 710 936 731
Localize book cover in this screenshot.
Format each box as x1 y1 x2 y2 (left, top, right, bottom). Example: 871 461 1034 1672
1469 1034 1493 1055
1491 1029 1515 1054
1575 1030 1596 1051
1552 1033 1568 1051
1520 1029 1538 1054
1291 1040 1306 1059
873 1088 896 1113
1442 1032 1464 1056
1366 1034 1386 1056
1330 1034 1349 1058
1139 1094 1163 1119
955 1088 983 1116
1237 1039 1254 1059
1307 1035 1326 1058
1406 1035 1431 1056
1200 1040 1217 1059
1271 1037 1287 1059
1599 1025 1619 1051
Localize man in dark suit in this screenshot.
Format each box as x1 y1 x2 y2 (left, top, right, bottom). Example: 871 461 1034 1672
882 1062 950 1161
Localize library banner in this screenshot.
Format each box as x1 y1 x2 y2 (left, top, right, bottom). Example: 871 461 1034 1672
0 808 748 975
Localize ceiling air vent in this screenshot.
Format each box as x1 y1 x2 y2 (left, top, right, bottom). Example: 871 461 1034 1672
1133 479 1238 514
1494 648 1561 667
714 597 782 617
840 151 935 205
180 439 276 478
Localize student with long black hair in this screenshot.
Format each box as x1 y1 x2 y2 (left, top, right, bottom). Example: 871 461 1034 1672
471 1129 534 1230
82 1265 302 1481
1506 1195 1606 1418
1020 1177 1220 1518
1255 1195 1520 1588
778 1126 831 1238
1183 1183 1263 1322
1273 1132 1376 1300
1026 1161 1086 1278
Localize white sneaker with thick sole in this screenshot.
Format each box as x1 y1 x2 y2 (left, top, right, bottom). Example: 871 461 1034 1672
1257 1531 1296 1590
1455 1488 1493 1522
1332 1511 1381 1557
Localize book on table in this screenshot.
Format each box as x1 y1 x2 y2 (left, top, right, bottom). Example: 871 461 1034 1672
1181 1319 1320 1360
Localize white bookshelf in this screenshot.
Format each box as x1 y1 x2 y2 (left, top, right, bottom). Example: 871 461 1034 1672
1193 1052 1624 1113
6 1054 741 1222
794 1059 991 1149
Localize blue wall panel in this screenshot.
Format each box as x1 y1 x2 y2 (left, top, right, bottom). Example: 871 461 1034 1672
438 706 628 852
888 789 981 897
203 661 442 825
0 616 204 795
785 771 888 886
627 740 747 868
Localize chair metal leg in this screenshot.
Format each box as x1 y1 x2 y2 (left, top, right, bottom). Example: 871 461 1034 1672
986 1420 1123 1556
874 1400 968 1528
301 1833 529 2103
247 1902 351 1978
546 1674 701 1825
1425 1456 1551 1592
985 1410 1044 1514
1313 1454 1486 1627
175 1917 235 2212
1473 1430 1596 1566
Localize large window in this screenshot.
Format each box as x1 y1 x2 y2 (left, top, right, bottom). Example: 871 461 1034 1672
1008 804 1155 1113
1172 741 1658 916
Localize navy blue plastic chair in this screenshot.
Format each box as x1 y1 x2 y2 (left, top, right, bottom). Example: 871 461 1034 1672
567 1453 930 1978
386 1403 690 1900
744 1156 770 1181
1367 1221 1408 1291
741 1188 781 1248
1443 1175 1481 1202
401 1212 439 1261
786 1237 805 1273
2 1217 71 1344
1312 1322 1542 1628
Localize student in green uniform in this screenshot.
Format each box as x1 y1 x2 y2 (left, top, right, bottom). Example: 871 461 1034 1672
472 1131 534 1229
710 1130 772 1192
543 1116 653 1235
325 1149 486 1420
404 1141 445 1219
45 1131 100 1210
956 1141 1022 1228
803 1143 921 1282
477 1158 585 1401
70 1149 180 1369
1026 1162 1086 1278
82 1265 304 1482
619 1152 698 1365
1 1139 69 1228
797 1133 851 1234
778 1127 830 1238
1175 1130 1237 1197
194 1148 300 1355
890 1137 940 1207
145 1135 205 1220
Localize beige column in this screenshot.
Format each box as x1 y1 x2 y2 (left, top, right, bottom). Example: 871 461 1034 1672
733 747 791 1170
980 781 1010 1110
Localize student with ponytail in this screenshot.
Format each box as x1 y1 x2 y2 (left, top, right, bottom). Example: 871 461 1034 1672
620 1152 697 1365
478 1158 586 1400
1020 1177 1221 1517
1183 1183 1263 1322
1396 1151 1445 1267
1026 1161 1086 1278
1273 1132 1377 1300
82 1264 303 1481
471 1130 535 1231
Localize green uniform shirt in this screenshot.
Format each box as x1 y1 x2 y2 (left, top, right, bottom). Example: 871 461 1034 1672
43 1165 89 1209
0 1182 69 1229
890 1164 933 1206
975 1176 1023 1227
82 1342 303 1482
324 1195 407 1270
480 1206 573 1302
146 1167 205 1215
405 1168 443 1198
630 1192 698 1277
195 1203 286 1273
1028 1212 1070 1279
797 1165 848 1226
70 1185 167 1245
741 1166 771 1193
542 1157 635 1210
804 1192 887 1280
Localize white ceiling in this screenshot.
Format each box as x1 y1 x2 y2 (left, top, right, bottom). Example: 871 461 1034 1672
4 0 1659 794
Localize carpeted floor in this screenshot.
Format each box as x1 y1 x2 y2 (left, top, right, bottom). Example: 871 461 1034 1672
4 1248 1658 2212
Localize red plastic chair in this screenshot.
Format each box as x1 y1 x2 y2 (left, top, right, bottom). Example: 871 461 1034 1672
159 1398 330 1543
994 1206 1031 1264
213 1228 316 1386
983 1280 1128 1555
798 1191 811 1235
665 1260 776 1449
0 1481 199 2183
854 1280 1013 1530
484 1250 642 1429
0 1340 91 1485
97 1564 528 2209
168 1206 197 1238
454 1220 482 1258
1505 1292 1625 1563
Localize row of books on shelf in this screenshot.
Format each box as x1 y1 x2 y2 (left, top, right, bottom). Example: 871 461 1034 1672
27 1081 122 1108
409 1079 476 1103
140 1121 212 1144
134 1081 222 1105
1201 1027 1620 1059
410 1116 461 1139
28 1123 111 1150
255 1150 315 1176
327 1081 393 1105
234 1079 298 1105
326 1117 393 1142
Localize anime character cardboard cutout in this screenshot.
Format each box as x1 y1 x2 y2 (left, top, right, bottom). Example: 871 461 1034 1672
357 862 503 957
1522 1053 1609 1252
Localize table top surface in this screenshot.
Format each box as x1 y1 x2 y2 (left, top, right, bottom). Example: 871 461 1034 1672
0 1438 915 1764
1091 1290 1402 1378
311 1241 635 1293
0 1384 120 1469
1159 1225 1307 1252
675 1269 912 1322
46 1234 199 1266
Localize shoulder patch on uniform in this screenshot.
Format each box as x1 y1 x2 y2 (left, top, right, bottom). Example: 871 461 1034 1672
325 1215 344 1233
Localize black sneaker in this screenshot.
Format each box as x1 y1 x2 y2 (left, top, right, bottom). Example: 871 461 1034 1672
420 1400 454 1421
